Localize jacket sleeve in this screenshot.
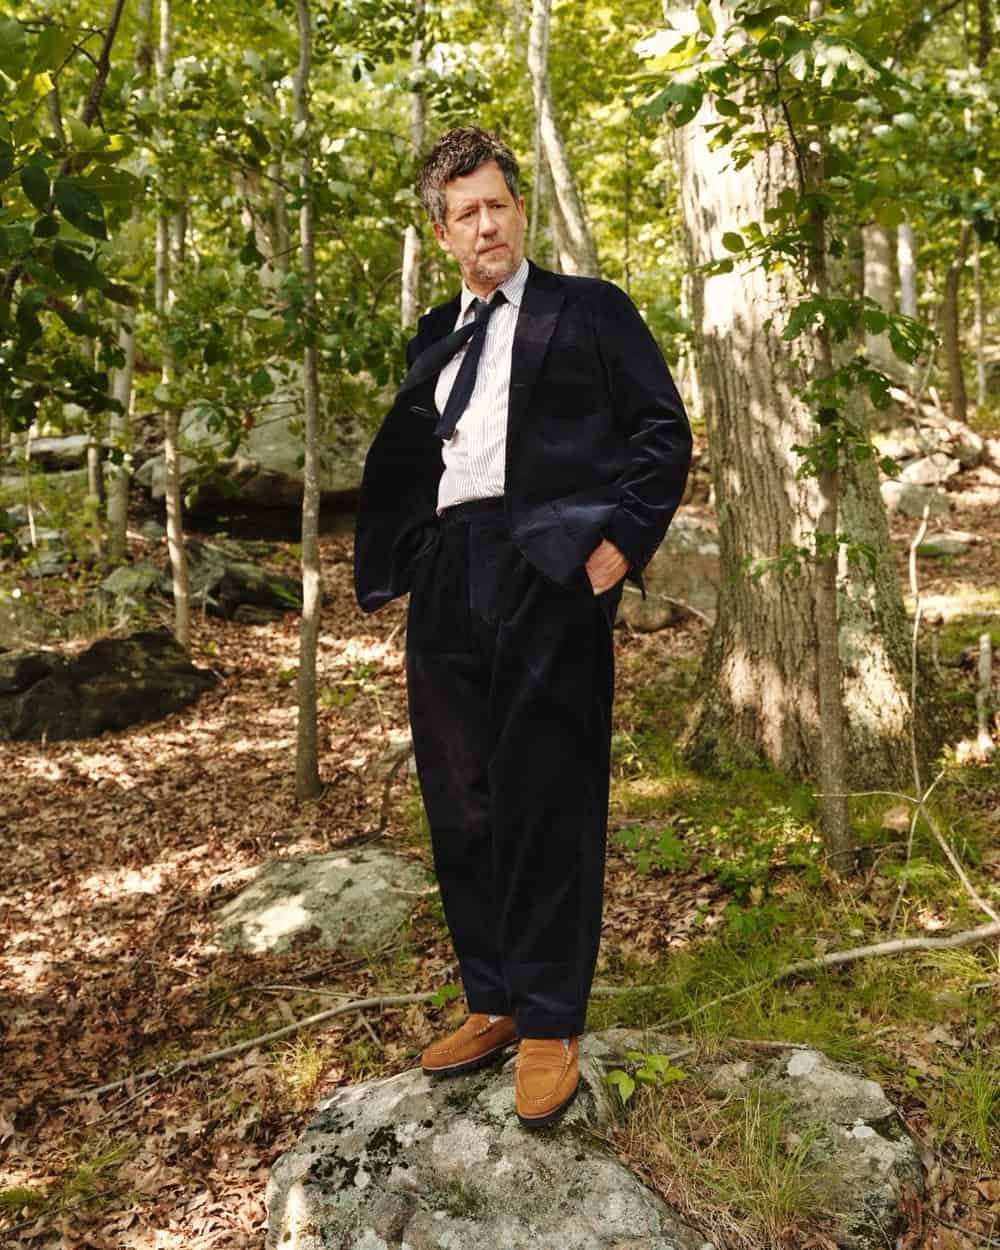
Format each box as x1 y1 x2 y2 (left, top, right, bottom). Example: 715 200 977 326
352 328 442 612
597 282 693 573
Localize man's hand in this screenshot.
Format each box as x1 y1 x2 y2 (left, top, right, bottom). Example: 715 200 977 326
585 538 629 594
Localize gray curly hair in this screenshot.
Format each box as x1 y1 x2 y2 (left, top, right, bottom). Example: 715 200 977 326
418 127 521 228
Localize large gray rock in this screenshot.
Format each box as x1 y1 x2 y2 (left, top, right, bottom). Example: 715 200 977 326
216 849 431 955
14 434 92 470
880 480 950 518
184 539 302 619
0 592 58 650
916 529 976 557
619 514 719 632
266 1030 708 1250
0 630 217 741
898 453 960 486
136 383 365 507
266 1033 921 1250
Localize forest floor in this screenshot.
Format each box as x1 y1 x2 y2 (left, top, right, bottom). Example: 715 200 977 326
2 483 999 1249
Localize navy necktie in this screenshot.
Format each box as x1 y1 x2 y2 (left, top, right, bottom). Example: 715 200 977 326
433 291 507 439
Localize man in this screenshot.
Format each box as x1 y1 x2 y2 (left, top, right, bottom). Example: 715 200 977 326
354 127 691 1129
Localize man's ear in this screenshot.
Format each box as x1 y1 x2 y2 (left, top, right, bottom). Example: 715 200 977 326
432 221 451 256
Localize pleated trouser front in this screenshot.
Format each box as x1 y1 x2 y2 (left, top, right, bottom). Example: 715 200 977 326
405 498 622 1038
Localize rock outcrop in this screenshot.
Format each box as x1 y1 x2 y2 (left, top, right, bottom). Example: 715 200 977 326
216 849 431 956
266 1032 923 1250
0 630 217 741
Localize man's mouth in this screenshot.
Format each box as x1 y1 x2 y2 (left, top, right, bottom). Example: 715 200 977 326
477 244 506 256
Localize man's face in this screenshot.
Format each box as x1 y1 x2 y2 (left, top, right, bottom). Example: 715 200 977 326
432 159 527 297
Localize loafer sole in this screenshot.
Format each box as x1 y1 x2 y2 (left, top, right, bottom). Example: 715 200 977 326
515 1079 579 1129
421 1038 517 1079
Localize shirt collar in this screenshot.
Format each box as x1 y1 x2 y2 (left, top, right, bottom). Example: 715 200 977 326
458 256 529 319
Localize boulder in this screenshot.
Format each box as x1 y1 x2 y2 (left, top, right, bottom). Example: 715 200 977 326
183 539 302 618
216 849 431 955
101 561 163 603
898 453 961 487
619 514 719 632
266 1032 922 1250
135 386 365 508
0 630 217 741
916 529 976 557
880 481 950 519
15 434 92 470
16 527 71 577
0 591 58 651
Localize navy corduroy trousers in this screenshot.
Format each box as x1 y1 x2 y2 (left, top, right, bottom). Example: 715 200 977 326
405 497 622 1039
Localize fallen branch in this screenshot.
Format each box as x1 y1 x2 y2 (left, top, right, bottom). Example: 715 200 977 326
67 990 440 1102
70 920 1000 1103
649 919 1000 1029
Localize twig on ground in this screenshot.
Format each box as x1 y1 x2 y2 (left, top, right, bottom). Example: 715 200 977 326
645 920 1000 1030
67 990 441 1102
357 1009 384 1051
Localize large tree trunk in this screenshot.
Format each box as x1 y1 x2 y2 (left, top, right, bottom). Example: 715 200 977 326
862 222 907 384
400 0 425 328
294 0 323 801
674 18 916 791
527 0 599 276
156 0 190 650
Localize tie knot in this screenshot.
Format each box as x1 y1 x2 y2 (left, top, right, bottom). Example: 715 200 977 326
470 290 507 321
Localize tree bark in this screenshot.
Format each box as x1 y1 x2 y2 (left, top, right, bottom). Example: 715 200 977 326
674 3 917 792
156 0 190 650
294 0 323 801
941 222 971 425
527 0 599 276
107 0 153 562
400 0 425 328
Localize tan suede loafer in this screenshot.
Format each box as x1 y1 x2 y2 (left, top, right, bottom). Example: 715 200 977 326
421 1012 518 1078
514 1036 580 1128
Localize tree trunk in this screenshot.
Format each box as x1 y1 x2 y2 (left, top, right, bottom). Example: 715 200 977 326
156 0 190 650
527 0 599 276
674 9 917 792
941 223 971 425
294 0 323 801
107 0 153 561
862 222 905 383
107 308 134 560
400 0 425 328
897 219 917 319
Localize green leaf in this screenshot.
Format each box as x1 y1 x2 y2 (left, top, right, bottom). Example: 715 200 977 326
52 241 106 291
54 303 101 336
103 282 138 306
0 18 27 76
32 25 74 73
249 367 274 396
695 0 715 37
20 163 50 212
721 231 745 252
32 214 59 239
605 1069 636 1104
53 175 108 239
428 981 462 1007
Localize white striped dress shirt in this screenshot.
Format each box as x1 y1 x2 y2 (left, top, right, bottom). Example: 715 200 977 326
435 257 529 513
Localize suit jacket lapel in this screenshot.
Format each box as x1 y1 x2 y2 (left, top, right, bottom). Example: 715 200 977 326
507 261 565 450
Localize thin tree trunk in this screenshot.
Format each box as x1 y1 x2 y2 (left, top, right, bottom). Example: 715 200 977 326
400 0 425 328
526 0 599 276
805 156 851 871
941 223 972 425
107 0 152 562
294 0 323 801
156 0 189 650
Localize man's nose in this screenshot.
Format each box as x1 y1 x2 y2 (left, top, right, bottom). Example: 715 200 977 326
478 206 499 234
